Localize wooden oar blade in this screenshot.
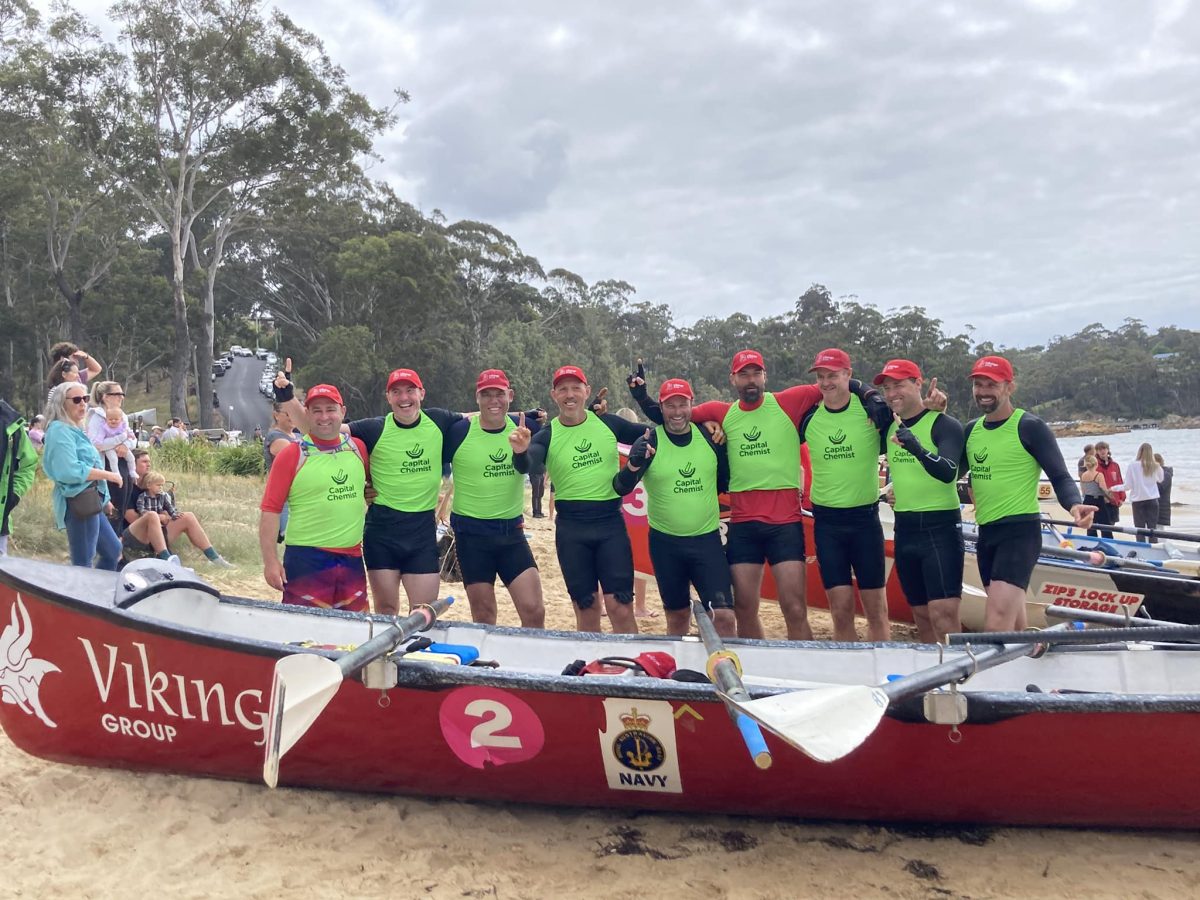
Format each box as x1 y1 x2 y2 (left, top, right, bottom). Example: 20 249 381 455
735 685 889 763
263 653 343 788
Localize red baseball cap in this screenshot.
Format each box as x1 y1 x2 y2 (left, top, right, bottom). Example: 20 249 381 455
304 384 344 407
476 369 510 391
658 378 694 402
552 365 588 386
969 355 1014 382
386 368 423 391
809 348 852 372
730 349 764 373
872 359 923 385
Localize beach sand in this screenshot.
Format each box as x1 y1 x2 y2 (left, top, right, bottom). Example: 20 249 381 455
3 517 1199 898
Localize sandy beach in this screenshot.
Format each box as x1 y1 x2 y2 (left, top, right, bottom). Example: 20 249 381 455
3 516 1199 898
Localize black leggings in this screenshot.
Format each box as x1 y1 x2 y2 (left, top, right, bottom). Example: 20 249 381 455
1131 499 1160 543
1086 497 1115 538
530 473 546 515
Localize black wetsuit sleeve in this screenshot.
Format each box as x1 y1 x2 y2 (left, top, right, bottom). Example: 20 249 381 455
849 379 893 444
424 407 465 434
1018 413 1083 511
895 413 963 484
601 413 652 444
348 417 386 453
442 418 472 466
798 407 817 444
514 425 550 475
629 386 665 425
613 432 657 495
704 428 731 493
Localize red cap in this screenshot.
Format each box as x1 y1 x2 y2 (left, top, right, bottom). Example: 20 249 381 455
969 355 1014 382
730 349 764 373
304 384 344 407
476 369 510 391
658 378 694 402
386 368 423 391
809 348 852 372
872 359 923 385
552 365 588 386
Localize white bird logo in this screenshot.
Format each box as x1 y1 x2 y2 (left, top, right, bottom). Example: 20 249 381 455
0 595 60 728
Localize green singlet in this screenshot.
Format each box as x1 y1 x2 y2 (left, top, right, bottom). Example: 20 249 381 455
886 412 960 513
368 413 443 512
722 393 800 492
965 409 1041 525
543 411 619 502
642 425 719 537
284 437 367 549
807 395 881 508
451 418 523 520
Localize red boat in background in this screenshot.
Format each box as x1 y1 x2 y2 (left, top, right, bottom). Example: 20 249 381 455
3 555 1199 829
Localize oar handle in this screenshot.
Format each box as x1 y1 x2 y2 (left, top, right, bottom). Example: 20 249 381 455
1041 517 1200 545
1038 544 1163 573
948 623 1200 645
733 712 772 770
1044 605 1168 628
336 597 454 678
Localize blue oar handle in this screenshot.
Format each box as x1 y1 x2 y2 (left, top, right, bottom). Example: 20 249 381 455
734 712 772 770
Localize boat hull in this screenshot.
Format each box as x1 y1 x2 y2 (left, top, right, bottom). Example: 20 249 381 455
2 558 1199 828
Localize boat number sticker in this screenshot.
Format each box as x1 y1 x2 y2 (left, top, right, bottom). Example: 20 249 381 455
598 698 682 794
1036 581 1144 613
438 687 545 769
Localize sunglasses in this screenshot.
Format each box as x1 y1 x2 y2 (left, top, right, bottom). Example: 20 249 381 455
68 396 88 405
107 391 125 398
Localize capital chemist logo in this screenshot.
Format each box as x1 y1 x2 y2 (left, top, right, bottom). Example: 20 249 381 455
972 448 989 465
406 444 425 460
678 462 696 478
331 469 349 485
828 429 847 445
574 439 593 453
489 449 508 463
742 427 762 442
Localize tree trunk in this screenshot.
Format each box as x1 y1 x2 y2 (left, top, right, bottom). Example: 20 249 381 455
170 278 190 421
196 283 215 429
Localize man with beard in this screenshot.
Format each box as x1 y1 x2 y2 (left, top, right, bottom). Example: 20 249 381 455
612 378 734 637
443 369 545 628
962 356 1094 631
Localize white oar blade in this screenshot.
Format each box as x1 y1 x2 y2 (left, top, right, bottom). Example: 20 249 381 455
262 654 344 788
736 685 889 763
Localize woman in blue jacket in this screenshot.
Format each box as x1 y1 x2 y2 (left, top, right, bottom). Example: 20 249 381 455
41 382 124 569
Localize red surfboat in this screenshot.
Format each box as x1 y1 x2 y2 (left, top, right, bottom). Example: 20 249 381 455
3 555 1199 828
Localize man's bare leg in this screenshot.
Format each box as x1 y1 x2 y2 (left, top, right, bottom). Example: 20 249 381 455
910 606 937 644
368 569 402 616
401 572 440 610
770 559 813 641
926 597 962 642
128 512 168 553
506 567 545 628
730 562 765 639
826 585 859 641
859 587 891 641
984 581 1027 632
464 582 499 624
604 594 638 634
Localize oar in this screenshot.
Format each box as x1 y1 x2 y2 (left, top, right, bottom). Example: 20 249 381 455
1044 605 1174 628
691 595 771 770
263 597 454 788
948 623 1200 645
1041 517 1200 545
1037 543 1173 574
733 624 1071 764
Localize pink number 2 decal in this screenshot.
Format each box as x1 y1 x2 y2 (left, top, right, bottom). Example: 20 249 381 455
439 687 545 769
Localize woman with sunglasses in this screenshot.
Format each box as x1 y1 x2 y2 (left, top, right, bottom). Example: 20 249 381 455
85 381 136 529
41 383 123 569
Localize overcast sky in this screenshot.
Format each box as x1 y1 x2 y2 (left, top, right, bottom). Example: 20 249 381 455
87 0 1200 347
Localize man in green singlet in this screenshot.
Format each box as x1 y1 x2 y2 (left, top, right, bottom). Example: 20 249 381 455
443 369 545 628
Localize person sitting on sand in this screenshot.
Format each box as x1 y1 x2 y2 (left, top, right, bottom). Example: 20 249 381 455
123 450 234 567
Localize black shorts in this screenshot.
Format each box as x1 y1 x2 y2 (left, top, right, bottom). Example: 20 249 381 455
811 504 886 590
893 510 964 606
725 520 806 566
363 507 438 574
121 528 158 560
455 531 537 587
647 529 734 612
554 515 634 608
975 518 1042 590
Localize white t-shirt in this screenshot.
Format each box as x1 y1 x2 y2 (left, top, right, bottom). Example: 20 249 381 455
1123 461 1164 502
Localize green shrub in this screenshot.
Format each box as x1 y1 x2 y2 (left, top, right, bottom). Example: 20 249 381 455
153 440 215 474
214 443 265 477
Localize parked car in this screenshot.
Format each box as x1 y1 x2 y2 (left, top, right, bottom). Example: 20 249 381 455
211 363 227 377
255 348 269 359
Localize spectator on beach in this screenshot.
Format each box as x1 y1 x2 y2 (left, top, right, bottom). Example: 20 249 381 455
1 398 38 557
1155 453 1173 527
1079 455 1116 538
41 383 123 570
27 415 46 450
49 342 102 385
1077 443 1094 477
85 381 135 531
94 406 135 474
1094 442 1125 524
123 449 233 567
263 403 299 543
161 418 186 442
1125 443 1164 544
46 358 81 402
150 426 163 448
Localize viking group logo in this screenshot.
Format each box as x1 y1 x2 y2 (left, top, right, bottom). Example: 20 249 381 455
406 444 425 460
331 469 349 485
972 448 989 464
828 429 847 445
0 596 59 728
678 462 696 478
574 439 593 453
489 449 508 463
742 427 762 442
611 707 665 772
